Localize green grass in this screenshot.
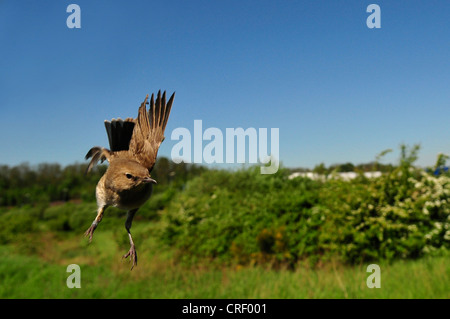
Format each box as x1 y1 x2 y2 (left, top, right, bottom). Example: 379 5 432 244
0 228 448 299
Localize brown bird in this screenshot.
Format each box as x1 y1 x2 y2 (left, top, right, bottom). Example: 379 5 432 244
84 90 175 270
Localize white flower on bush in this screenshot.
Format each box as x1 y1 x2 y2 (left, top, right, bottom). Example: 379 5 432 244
444 230 450 241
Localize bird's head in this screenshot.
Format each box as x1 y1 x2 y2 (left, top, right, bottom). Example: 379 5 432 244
106 159 156 192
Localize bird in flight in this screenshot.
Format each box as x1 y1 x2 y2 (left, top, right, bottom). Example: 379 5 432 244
84 90 175 270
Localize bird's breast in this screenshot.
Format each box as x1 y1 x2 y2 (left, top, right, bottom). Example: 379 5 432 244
115 183 153 210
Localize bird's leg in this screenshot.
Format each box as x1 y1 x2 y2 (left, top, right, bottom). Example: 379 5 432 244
122 209 138 270
84 205 107 242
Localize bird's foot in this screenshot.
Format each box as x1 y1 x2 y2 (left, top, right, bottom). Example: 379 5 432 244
122 244 138 270
84 224 97 243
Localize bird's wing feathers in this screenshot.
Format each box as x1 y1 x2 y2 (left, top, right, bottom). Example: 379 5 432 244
85 147 111 174
129 91 175 172
85 91 175 174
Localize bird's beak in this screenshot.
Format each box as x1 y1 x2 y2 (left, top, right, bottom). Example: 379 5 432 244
143 177 157 184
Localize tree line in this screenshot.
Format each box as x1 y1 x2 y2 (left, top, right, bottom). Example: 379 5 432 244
0 157 205 207
1 145 447 208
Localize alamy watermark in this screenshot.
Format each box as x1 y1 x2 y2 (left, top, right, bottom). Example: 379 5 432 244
366 4 381 29
66 4 381 30
366 264 381 288
66 4 81 29
170 120 280 174
66 264 81 288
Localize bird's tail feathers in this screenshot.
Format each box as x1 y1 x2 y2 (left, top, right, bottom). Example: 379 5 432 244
104 118 135 152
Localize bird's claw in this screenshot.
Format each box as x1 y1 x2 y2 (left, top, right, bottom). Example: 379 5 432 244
84 224 97 243
122 244 138 270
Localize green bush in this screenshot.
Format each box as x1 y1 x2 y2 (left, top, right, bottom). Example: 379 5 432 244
0 206 42 244
159 147 450 267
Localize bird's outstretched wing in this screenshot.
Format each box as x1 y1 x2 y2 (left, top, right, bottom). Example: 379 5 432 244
129 90 175 172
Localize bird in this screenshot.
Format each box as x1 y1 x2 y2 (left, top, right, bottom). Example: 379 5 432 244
84 90 175 270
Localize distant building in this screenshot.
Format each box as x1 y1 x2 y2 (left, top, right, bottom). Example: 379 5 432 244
288 171 382 181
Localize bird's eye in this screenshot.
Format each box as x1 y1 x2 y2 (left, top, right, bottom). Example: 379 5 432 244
125 173 133 179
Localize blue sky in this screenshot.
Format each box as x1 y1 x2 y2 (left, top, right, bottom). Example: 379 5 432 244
1 0 449 169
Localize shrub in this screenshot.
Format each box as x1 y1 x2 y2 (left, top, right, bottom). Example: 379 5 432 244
159 147 450 267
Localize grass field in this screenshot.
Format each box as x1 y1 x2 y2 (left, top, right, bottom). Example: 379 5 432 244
0 223 448 299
